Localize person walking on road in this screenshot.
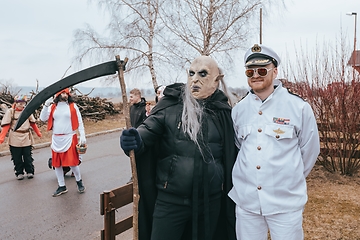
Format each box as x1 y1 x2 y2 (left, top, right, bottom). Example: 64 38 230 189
40 88 86 197
229 44 320 239
0 95 42 180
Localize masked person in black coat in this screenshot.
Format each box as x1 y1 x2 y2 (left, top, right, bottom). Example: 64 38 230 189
120 55 237 240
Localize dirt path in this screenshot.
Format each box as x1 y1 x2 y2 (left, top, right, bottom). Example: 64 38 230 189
304 164 360 239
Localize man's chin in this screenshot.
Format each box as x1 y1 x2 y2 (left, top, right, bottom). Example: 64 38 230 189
192 93 209 100
250 82 264 90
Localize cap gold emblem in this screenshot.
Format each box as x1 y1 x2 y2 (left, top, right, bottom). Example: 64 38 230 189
251 44 261 53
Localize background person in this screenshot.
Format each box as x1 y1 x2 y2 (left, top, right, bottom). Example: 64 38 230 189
129 88 147 128
40 88 86 197
146 85 166 116
120 55 237 240
0 95 42 180
229 44 320 240
154 85 166 103
127 88 148 184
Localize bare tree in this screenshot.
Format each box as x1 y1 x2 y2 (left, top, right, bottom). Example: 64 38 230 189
72 0 165 90
0 79 22 96
72 0 286 89
159 0 285 69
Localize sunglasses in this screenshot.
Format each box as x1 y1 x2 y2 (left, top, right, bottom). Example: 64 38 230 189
245 67 273 78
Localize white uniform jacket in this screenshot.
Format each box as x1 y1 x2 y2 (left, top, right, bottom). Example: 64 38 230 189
229 80 320 216
40 102 85 153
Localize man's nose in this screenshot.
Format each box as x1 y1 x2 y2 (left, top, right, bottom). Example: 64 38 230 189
253 70 260 77
192 77 199 83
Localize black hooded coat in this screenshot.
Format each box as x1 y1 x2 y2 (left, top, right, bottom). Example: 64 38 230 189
135 83 237 240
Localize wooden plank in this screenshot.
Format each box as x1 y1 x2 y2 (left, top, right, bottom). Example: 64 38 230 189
100 184 135 239
108 183 133 209
101 230 104 240
320 148 360 158
317 123 360 132
114 216 133 236
319 137 360 144
100 193 104 215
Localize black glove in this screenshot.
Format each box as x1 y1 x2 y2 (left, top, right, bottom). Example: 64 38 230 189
120 127 142 154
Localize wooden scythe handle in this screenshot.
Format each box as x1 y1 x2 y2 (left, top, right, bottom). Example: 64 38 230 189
115 55 139 240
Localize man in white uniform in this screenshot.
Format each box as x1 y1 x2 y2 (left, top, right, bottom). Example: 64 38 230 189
40 88 86 197
229 44 320 240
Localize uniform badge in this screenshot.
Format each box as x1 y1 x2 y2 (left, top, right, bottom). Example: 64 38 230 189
273 128 285 134
273 117 290 125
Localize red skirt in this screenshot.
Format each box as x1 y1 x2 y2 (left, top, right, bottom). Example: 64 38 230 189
51 134 80 167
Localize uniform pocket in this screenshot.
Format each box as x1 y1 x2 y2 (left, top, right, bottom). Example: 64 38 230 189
264 124 294 140
236 125 252 140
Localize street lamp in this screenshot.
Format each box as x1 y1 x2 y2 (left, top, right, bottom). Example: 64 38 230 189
346 12 357 79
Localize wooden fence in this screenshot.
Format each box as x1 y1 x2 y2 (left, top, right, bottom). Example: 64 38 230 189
318 123 360 159
100 183 133 240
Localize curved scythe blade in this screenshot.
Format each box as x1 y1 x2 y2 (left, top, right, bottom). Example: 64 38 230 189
14 60 118 131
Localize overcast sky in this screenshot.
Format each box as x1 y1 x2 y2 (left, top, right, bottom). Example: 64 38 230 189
0 0 359 90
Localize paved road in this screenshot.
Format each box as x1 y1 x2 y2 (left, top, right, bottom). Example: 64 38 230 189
0 131 133 240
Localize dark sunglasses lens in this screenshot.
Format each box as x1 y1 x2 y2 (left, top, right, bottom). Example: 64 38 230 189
245 69 254 77
257 68 268 76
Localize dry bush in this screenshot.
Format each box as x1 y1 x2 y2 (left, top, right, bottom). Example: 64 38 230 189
283 39 360 176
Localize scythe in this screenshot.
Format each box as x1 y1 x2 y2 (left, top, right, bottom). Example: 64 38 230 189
14 56 140 239
115 55 140 240
14 60 118 130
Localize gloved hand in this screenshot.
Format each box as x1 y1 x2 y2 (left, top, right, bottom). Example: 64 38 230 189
0 125 9 144
44 97 53 107
120 127 142 153
80 135 86 145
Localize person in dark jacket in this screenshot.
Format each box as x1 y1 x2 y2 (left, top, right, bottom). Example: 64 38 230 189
120 55 237 240
129 88 147 128
154 85 166 103
127 88 149 184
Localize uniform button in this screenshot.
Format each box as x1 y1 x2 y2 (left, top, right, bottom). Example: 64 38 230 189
258 111 262 115
255 97 259 100
256 165 261 169
258 128 262 132
257 146 261 150
257 186 262 190
276 135 280 139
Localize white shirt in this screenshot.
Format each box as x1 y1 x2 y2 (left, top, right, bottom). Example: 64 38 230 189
40 102 85 152
229 80 320 216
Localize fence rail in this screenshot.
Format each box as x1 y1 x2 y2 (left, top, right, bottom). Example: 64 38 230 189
100 183 133 240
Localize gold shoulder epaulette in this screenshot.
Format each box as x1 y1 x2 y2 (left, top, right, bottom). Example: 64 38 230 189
287 88 306 101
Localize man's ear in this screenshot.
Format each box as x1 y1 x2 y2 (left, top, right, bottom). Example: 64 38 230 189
216 74 224 82
273 67 278 77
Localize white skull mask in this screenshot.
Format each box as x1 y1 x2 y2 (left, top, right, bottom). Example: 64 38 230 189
188 56 222 99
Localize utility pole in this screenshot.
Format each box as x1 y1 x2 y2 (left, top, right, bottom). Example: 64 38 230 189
347 12 357 80
260 8 263 44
